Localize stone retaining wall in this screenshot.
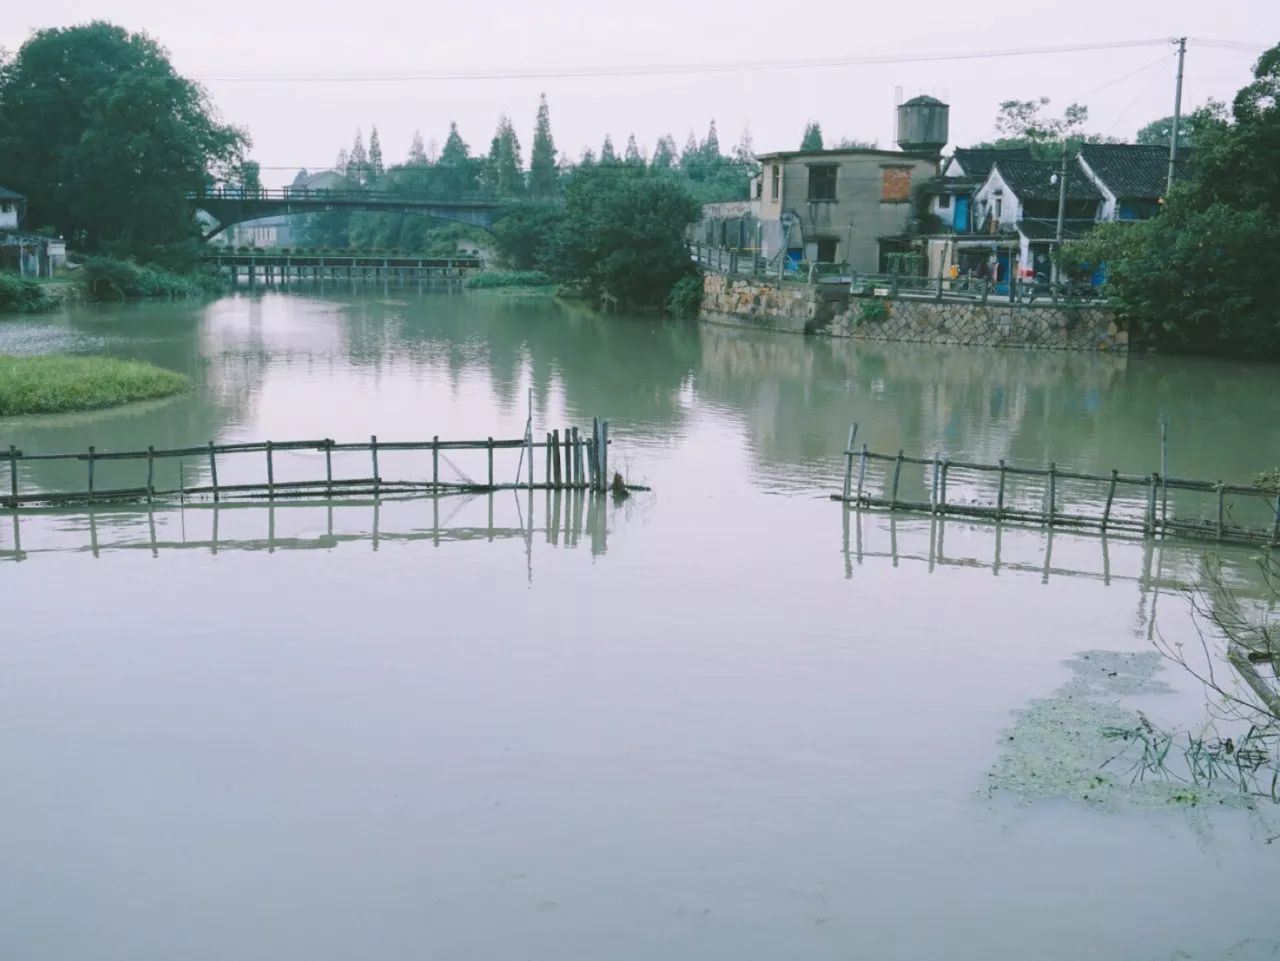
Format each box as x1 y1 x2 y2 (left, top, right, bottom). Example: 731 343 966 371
700 274 1126 351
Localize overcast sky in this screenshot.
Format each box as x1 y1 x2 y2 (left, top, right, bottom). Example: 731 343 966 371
3 0 1272 186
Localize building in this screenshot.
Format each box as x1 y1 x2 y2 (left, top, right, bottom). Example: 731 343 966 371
0 186 25 230
752 147 939 271
1076 143 1187 221
926 147 1032 233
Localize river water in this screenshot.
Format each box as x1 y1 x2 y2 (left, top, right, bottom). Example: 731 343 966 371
1 289 1278 961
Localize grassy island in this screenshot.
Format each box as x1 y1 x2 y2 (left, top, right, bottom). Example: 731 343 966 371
0 355 189 416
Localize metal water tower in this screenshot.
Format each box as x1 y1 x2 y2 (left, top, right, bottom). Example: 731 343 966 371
896 95 950 160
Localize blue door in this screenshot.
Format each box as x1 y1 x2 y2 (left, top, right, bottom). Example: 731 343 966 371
954 196 970 233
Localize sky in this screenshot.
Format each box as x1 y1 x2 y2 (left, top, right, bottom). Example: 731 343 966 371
3 0 1273 186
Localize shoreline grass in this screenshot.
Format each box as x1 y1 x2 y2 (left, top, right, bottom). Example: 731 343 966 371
463 270 554 291
83 256 226 302
0 355 190 416
0 273 57 314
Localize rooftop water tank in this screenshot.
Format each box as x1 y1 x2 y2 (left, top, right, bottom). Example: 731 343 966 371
896 95 950 159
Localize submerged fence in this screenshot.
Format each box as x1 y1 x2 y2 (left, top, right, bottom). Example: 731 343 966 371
836 425 1280 547
4 419 619 510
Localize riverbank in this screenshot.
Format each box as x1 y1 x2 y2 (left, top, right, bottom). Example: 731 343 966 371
1 258 226 317
0 355 189 416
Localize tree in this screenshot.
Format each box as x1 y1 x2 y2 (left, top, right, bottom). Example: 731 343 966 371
623 133 644 166
651 134 677 170
1135 114 1191 147
407 130 427 165
437 122 476 195
558 167 701 309
367 125 384 183
483 115 523 196
800 121 824 152
349 128 369 185
833 136 878 149
492 201 564 271
528 93 558 197
994 97 1088 145
0 21 248 254
680 131 699 168
699 119 721 163
732 126 756 165
599 134 618 165
335 147 350 176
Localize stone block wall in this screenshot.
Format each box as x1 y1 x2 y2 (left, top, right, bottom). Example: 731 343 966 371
700 274 1126 351
833 298 1126 351
701 273 848 334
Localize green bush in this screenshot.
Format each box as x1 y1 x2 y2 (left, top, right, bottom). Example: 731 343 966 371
464 270 553 290
0 273 55 313
666 273 704 319
0 355 189 415
83 256 225 301
860 298 889 323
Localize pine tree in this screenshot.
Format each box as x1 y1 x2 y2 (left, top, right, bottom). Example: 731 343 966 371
335 148 350 177
349 128 369 185
700 119 721 162
578 148 597 169
599 134 618 165
800 121 824 152
439 122 473 194
408 130 427 165
650 134 677 170
483 116 523 196
680 130 699 168
733 125 755 165
528 93 558 197
367 125 384 183
623 133 644 166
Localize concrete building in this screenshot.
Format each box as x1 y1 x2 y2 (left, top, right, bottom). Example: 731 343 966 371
753 147 939 271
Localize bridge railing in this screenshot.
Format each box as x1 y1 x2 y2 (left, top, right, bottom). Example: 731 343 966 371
188 186 498 205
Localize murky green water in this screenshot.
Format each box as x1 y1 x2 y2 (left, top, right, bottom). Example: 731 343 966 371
1 290 1278 960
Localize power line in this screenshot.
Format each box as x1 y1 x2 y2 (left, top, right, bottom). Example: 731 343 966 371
196 38 1172 83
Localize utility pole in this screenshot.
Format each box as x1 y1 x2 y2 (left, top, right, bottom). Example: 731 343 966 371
1053 142 1069 284
1167 37 1187 195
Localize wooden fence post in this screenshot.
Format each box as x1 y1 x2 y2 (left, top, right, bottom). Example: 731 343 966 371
1272 494 1280 544
856 444 868 507
325 439 334 497
1102 469 1117 531
1047 462 1056 527
487 437 494 489
87 446 95 498
940 458 950 514
432 435 439 489
545 432 553 487
208 441 219 503
146 446 155 503
266 441 275 500
1216 483 1225 539
371 435 380 496
552 429 562 488
1146 473 1157 534
997 459 1006 517
842 426 857 501
7 445 16 508
890 450 904 509
601 420 609 489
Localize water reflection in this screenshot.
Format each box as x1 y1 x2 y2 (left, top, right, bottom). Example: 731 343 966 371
0 488 610 571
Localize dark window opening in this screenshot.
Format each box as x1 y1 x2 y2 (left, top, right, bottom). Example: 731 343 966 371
808 165 837 202
815 237 839 262
938 194 952 209
770 165 780 200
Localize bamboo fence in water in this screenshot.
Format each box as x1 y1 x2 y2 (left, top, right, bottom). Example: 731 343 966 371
836 424 1280 547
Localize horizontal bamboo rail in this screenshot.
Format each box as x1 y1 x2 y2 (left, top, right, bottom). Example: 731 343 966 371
3 422 630 510
834 425 1280 548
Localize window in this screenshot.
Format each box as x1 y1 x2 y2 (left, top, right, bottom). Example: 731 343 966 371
808 165 837 202
880 166 912 202
994 195 1003 220
815 237 839 262
938 194 952 209
770 164 780 200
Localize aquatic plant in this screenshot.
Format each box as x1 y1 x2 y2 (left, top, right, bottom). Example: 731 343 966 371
0 355 189 415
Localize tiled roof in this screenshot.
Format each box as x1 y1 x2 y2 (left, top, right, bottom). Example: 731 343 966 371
995 160 1103 202
1078 143 1193 200
952 147 1032 180
1016 220 1096 241
0 185 25 201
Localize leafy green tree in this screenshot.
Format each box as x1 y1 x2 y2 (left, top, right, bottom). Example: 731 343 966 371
680 131 699 168
558 167 700 309
800 121 824 152
528 93 558 197
367 125 385 183
407 130 427 165
492 201 564 271
732 126 755 165
994 97 1088 145
1136 114 1190 147
437 122 477 195
700 119 721 163
349 128 369 185
0 21 248 254
483 115 523 196
651 135 677 170
600 134 618 165
623 134 644 166
335 147 350 176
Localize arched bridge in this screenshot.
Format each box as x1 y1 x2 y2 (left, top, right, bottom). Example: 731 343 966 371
189 187 502 240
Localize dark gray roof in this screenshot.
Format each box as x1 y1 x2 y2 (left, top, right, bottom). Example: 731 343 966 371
0 186 25 201
995 159 1103 202
1078 143 1193 200
902 95 947 107
952 147 1032 180
1016 220 1096 241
